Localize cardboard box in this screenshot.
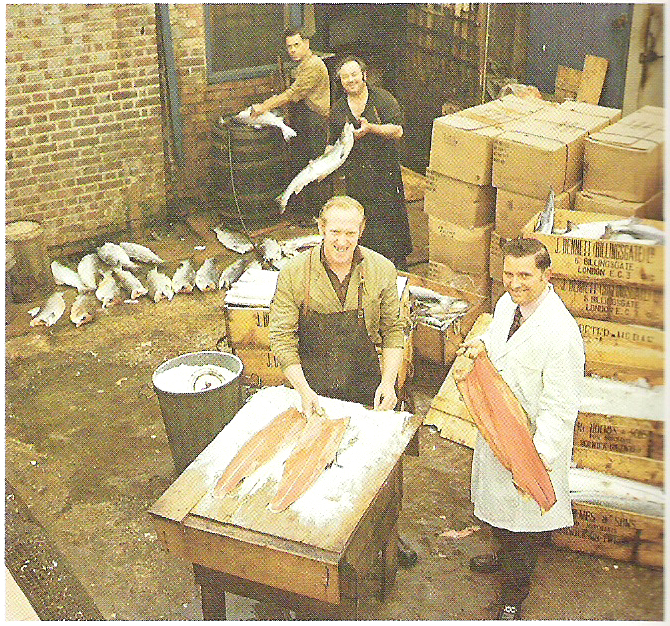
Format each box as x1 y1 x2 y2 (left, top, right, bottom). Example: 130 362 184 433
495 183 580 238
552 501 663 568
490 278 506 308
522 209 665 289
424 169 496 228
576 318 664 386
575 189 663 221
552 276 664 328
583 111 664 202
419 260 492 299
530 106 614 134
559 100 622 125
400 272 488 366
492 119 587 198
428 216 493 275
429 95 548 185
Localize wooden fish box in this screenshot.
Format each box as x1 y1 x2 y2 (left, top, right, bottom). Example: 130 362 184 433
552 501 663 568
576 318 664 385
225 305 271 349
522 209 665 290
233 347 286 387
551 276 664 329
399 272 488 366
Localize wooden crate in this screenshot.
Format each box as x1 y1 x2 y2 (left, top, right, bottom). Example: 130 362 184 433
225 306 271 349
552 501 663 568
400 272 489 366
233 347 286 387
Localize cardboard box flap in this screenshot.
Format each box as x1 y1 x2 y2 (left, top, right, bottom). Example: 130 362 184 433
559 100 622 123
530 107 612 132
438 113 489 131
589 132 660 151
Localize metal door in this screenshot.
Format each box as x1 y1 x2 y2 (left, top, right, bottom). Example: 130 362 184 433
525 3 633 107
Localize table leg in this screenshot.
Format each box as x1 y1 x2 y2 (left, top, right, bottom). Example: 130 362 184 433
380 520 399 599
194 565 227 620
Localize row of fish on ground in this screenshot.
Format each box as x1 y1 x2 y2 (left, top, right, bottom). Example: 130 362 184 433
29 232 324 329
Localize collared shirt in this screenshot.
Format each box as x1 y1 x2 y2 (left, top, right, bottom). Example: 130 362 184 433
519 285 550 323
321 245 364 307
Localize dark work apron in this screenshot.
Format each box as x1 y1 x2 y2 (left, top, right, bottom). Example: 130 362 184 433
298 253 382 406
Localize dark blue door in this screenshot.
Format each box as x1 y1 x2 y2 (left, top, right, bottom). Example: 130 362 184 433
525 3 633 108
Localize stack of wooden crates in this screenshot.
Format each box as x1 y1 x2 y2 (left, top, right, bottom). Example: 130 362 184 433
426 103 665 569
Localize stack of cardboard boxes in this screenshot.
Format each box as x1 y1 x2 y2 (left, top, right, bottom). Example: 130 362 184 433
425 95 549 296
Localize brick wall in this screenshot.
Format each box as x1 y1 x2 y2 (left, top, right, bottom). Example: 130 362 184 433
167 5 276 201
5 4 166 247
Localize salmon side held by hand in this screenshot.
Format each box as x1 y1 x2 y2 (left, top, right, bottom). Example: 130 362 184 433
213 407 307 498
457 352 557 513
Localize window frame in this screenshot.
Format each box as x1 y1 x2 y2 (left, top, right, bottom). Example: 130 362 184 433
204 4 304 84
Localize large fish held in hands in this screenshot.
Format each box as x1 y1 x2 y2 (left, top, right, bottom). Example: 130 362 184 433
276 121 355 212
233 107 297 142
456 351 556 513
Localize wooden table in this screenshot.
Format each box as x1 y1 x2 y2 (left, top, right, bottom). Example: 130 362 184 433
149 402 422 620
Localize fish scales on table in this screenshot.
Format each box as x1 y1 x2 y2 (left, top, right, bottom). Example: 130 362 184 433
218 256 254 290
51 260 90 293
212 226 254 255
195 258 219 292
96 242 138 270
119 242 165 265
147 267 174 302
232 107 297 142
95 270 123 308
172 260 197 294
30 292 66 327
77 253 101 290
277 121 355 212
213 407 308 498
113 267 148 300
70 293 97 327
268 411 351 513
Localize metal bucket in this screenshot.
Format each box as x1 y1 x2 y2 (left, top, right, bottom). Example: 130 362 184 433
153 351 244 476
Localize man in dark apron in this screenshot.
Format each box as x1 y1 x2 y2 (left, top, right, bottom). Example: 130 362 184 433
269 195 417 567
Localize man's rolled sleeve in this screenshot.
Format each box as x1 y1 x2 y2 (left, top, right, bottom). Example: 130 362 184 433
378 272 405 350
269 268 302 370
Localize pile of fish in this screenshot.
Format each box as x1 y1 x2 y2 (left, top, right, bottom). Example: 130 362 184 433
409 285 470 332
535 188 665 245
30 230 324 329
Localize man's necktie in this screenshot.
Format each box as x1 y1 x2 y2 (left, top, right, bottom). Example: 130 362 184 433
507 306 522 340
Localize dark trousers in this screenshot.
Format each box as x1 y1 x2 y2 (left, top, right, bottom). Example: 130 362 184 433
493 527 551 605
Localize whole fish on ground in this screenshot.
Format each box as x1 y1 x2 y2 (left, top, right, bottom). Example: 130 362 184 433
212 226 254 254
534 187 555 235
70 293 97 327
78 253 100 290
95 270 123 308
279 234 323 257
147 267 174 302
260 238 282 267
30 292 66 327
195 258 220 292
119 242 165 265
113 267 148 299
97 242 138 270
218 256 253 290
233 107 297 142
172 260 197 293
51 260 90 293
277 121 355 212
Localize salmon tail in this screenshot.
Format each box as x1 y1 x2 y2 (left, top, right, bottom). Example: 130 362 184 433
275 193 288 213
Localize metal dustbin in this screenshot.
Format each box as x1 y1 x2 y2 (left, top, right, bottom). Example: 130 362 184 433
153 351 244 476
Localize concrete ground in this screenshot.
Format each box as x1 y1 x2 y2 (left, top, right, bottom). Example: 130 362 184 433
5 219 664 621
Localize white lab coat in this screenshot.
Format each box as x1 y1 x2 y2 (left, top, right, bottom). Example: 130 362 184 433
471 285 585 531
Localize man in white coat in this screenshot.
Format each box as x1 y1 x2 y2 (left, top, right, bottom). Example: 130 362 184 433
454 237 585 620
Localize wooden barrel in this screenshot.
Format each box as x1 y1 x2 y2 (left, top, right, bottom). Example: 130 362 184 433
210 119 289 219
6 220 50 302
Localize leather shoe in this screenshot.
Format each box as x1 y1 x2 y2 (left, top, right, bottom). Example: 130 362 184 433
397 537 418 567
497 604 521 620
469 552 500 573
